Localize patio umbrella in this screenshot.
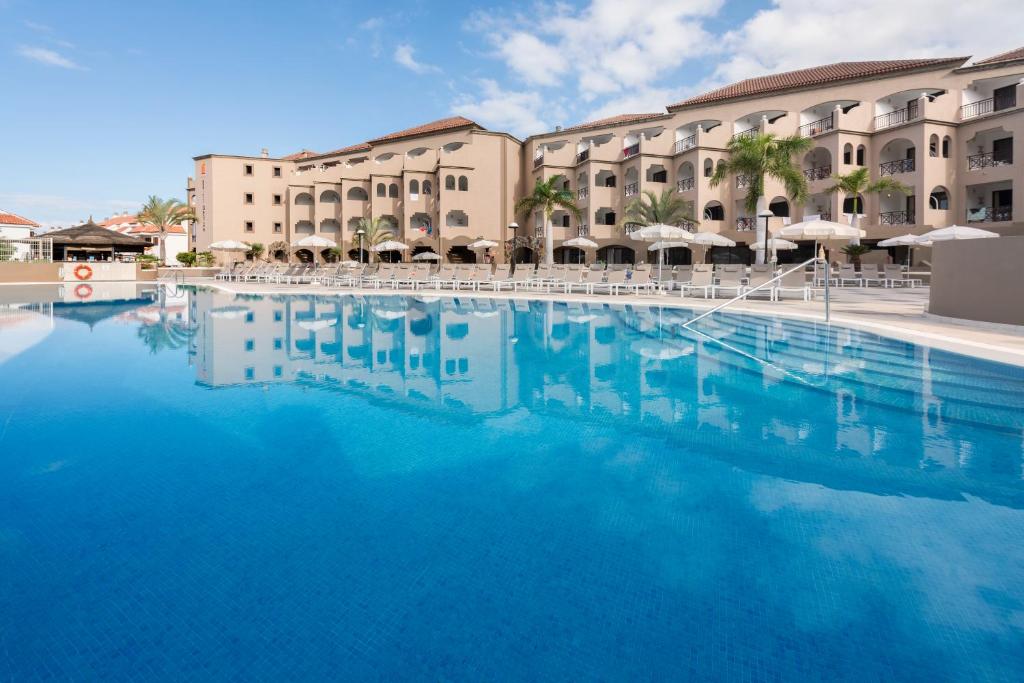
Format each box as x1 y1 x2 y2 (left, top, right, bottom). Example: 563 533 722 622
209 305 250 320
292 235 336 248
628 224 694 280
209 240 250 250
467 239 498 250
750 238 797 263
915 225 999 246
370 240 409 252
878 233 922 267
630 338 694 360
689 232 735 264
412 251 441 261
775 219 865 275
563 237 598 248
297 318 337 331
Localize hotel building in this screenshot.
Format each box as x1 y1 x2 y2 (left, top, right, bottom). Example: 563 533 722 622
188 48 1024 264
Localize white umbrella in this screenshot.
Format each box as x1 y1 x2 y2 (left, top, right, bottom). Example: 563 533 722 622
467 239 498 250
628 224 694 280
690 232 736 247
567 313 599 323
370 240 409 252
209 240 250 251
209 305 249 320
630 338 694 360
878 233 922 267
647 241 690 251
749 238 797 250
297 318 337 331
292 235 336 248
563 237 598 248
775 220 866 240
412 251 441 261
373 309 406 320
916 225 999 246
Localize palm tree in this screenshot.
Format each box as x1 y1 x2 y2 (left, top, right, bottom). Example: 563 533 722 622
515 174 581 264
247 242 265 261
624 189 697 228
825 167 911 244
351 216 395 261
710 133 812 263
136 195 194 265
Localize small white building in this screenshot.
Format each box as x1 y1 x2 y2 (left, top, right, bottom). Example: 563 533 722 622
100 212 189 264
0 210 41 260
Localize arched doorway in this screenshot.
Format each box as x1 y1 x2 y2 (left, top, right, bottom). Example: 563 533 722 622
272 249 287 262
347 248 368 263
658 247 692 265
295 249 314 263
321 248 338 263
553 246 585 264
446 246 476 263
768 196 790 218
377 250 403 263
512 246 535 263
597 245 635 265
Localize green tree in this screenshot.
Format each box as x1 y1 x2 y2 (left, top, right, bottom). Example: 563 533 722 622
136 196 195 265
515 174 581 264
710 133 812 263
351 216 396 261
841 243 872 268
196 251 215 267
247 242 265 261
825 167 911 244
176 251 197 266
623 189 698 229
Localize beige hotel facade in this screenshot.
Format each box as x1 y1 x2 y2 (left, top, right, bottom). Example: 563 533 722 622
188 47 1024 264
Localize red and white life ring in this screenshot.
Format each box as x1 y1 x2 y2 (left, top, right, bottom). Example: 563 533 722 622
74 284 93 300
73 264 93 281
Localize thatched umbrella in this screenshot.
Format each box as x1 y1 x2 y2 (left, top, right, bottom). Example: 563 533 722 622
46 219 149 260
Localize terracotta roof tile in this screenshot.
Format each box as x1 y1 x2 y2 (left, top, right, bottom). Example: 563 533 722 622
282 149 319 160
366 116 480 144
668 57 968 110
0 210 39 227
310 142 372 159
974 46 1024 65
557 113 667 134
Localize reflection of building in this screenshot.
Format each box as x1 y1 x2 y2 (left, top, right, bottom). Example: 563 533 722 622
189 50 1024 267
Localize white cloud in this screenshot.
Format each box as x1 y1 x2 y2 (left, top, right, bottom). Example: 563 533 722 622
358 17 382 30
16 45 84 70
452 79 560 138
394 43 441 75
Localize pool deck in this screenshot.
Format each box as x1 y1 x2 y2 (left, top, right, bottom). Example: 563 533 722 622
187 278 1024 367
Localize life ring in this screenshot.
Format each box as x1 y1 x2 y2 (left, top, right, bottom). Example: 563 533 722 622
74 264 93 281
74 284 93 300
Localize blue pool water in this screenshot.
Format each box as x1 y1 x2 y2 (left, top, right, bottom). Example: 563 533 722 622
1 285 1023 681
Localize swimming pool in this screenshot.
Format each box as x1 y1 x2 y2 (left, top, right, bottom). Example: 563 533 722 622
2 285 1022 680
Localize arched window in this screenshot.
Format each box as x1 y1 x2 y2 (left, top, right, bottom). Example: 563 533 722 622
445 175 456 190
319 190 340 203
409 179 419 195
929 134 939 158
843 143 853 165
942 136 951 158
388 183 399 198
346 187 368 201
703 158 713 177
376 183 386 197
423 180 432 195
929 187 950 210
458 175 469 191
856 145 866 166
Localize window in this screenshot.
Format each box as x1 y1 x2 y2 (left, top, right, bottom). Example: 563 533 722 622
703 158 713 177
245 312 254 323
856 145 865 166
244 367 255 381
244 164 253 176
273 222 282 233
244 339 255 352
445 175 456 190
423 180 432 194
651 169 667 183
942 136 951 159
273 338 283 350
244 221 254 232
273 194 282 205
993 137 1013 164
409 179 419 196
561 214 570 227
273 366 283 378
458 175 469 191
273 311 283 322
842 196 863 213
244 193 254 204
843 143 852 165
929 189 949 210
376 183 386 197
929 134 939 158
272 166 281 177
388 183 399 198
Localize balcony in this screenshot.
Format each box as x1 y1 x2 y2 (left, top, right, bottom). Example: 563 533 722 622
577 186 589 200
802 165 832 181
968 152 1013 170
732 127 758 141
533 154 544 169
967 206 1012 223
677 177 695 192
961 91 1016 120
874 100 919 130
575 149 590 164
577 224 589 237
736 217 757 231
798 114 834 137
624 182 639 197
879 158 915 176
879 210 915 225
673 134 697 154
623 143 641 158
736 174 753 189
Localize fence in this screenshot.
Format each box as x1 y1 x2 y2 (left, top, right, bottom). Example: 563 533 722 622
0 236 53 262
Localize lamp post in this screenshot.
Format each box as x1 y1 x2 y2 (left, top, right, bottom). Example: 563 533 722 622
355 228 366 264
508 222 519 262
757 209 774 265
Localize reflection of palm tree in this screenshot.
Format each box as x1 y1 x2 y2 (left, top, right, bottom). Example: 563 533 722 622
137 319 190 354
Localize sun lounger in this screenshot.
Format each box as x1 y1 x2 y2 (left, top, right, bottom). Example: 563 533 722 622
565 269 604 294
882 264 921 288
712 268 744 298
772 270 812 301
743 269 775 298
859 264 885 287
836 264 862 287
477 264 513 291
622 268 656 295
591 270 628 295
392 265 431 289
680 265 713 298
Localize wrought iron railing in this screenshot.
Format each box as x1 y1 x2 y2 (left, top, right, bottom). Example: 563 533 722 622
623 143 640 158
575 149 590 164
968 152 1013 169
874 100 919 130
736 217 757 231
736 174 752 189
623 223 641 234
677 177 695 192
879 157 915 176
798 113 834 137
732 127 758 141
967 206 1012 223
673 134 697 153
577 186 589 199
533 154 544 168
879 210 915 225
624 182 639 197
802 165 832 181
577 224 589 237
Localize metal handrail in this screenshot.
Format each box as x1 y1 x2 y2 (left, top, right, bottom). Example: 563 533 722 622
681 257 829 329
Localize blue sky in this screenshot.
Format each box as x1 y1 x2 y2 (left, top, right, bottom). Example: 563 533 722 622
2 0 1022 228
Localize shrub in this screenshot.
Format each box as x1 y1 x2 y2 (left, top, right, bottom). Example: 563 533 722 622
176 251 197 266
137 254 160 269
196 251 215 267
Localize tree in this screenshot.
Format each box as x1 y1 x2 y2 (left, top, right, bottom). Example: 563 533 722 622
350 216 396 261
710 133 812 264
841 243 872 268
176 252 197 266
624 189 697 228
514 174 581 264
247 242 264 261
136 196 194 265
825 167 911 244
196 251 215 267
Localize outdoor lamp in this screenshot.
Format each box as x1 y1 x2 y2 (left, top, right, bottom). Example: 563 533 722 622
757 209 774 262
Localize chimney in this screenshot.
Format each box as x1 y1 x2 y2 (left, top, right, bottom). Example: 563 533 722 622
260 148 269 158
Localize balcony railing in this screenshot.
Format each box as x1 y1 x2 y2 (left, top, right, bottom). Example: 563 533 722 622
736 217 757 231
576 149 590 164
623 143 641 158
673 134 697 154
624 182 639 197
879 157 915 176
736 174 752 189
732 127 758 141
879 210 915 225
961 92 1017 120
967 206 1012 223
533 154 544 169
874 100 919 130
677 177 695 192
535 225 544 237
623 222 641 234
577 186 589 199
798 114 834 137
577 224 589 237
802 165 832 181
968 152 1013 169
